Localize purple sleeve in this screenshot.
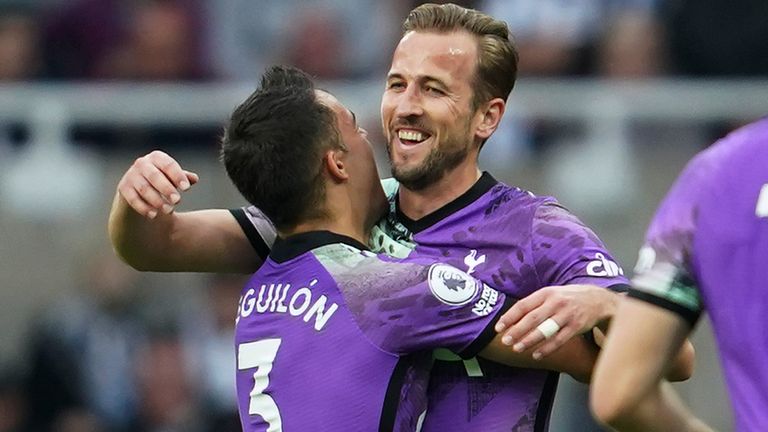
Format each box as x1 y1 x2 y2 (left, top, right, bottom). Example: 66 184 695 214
229 206 277 260
340 261 511 359
531 203 629 290
635 153 708 278
629 151 708 325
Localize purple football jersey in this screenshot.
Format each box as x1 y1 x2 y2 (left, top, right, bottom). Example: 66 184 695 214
234 231 509 431
372 173 629 432
233 174 628 431
630 118 768 432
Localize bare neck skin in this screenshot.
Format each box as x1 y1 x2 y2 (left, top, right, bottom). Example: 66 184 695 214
282 187 370 246
397 159 482 221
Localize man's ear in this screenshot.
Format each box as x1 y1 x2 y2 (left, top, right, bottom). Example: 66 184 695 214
323 148 349 183
475 98 505 140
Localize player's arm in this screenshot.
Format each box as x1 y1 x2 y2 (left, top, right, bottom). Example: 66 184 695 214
494 283 694 382
591 323 695 383
479 324 599 383
495 283 620 357
590 297 712 432
108 150 262 273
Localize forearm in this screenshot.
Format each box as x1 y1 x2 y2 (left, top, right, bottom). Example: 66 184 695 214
109 193 261 273
481 332 598 383
601 381 713 432
108 191 177 271
595 288 621 329
591 298 697 429
591 326 694 382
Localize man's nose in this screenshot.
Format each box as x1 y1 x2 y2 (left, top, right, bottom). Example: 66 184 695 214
394 86 424 118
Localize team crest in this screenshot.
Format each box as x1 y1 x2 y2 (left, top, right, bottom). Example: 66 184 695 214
428 264 479 306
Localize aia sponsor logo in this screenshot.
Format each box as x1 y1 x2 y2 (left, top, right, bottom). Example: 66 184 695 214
586 252 624 277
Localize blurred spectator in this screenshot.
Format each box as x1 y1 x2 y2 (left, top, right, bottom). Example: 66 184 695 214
0 4 42 81
480 0 663 77
43 0 209 81
203 0 401 81
50 410 102 432
597 4 666 77
182 275 246 432
476 0 665 164
96 0 209 81
0 365 28 432
662 0 768 76
283 6 345 79
25 252 147 432
134 330 206 432
40 0 218 150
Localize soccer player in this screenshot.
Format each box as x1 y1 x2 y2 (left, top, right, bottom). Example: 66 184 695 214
590 118 768 432
220 65 597 430
109 4 693 431
591 118 768 431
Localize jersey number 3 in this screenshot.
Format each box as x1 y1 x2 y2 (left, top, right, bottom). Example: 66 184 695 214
238 338 283 431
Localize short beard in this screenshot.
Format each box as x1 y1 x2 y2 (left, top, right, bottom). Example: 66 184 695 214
389 140 469 191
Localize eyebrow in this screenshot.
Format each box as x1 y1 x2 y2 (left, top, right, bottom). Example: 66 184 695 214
387 72 449 89
350 110 357 126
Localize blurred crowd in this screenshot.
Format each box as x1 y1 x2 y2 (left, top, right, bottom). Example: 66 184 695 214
1 0 766 153
1 0 767 84
1 250 247 432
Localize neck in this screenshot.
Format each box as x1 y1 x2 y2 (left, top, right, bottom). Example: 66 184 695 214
281 195 370 246
398 161 481 220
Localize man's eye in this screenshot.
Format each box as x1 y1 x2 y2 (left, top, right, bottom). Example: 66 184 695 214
426 86 444 95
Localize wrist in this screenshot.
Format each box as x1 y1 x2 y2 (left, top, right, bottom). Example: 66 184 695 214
597 289 620 328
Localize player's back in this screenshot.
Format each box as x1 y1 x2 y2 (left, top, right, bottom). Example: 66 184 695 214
691 119 768 430
234 231 507 432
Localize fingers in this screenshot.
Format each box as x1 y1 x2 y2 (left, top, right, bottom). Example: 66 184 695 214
117 151 199 218
119 181 159 219
495 286 595 359
494 290 547 333
184 170 200 186
501 302 560 348
148 150 193 194
496 289 559 345
523 316 580 359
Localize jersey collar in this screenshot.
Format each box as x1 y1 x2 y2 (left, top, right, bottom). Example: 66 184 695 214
395 172 498 233
270 230 370 263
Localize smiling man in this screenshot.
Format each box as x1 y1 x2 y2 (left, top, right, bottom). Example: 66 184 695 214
109 4 693 431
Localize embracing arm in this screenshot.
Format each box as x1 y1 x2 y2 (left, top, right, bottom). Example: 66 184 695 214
590 297 711 431
479 325 599 383
108 151 262 273
495 284 695 382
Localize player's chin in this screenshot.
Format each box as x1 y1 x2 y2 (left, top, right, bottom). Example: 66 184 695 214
392 145 430 168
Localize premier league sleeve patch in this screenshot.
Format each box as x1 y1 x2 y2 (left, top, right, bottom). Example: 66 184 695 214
427 263 480 306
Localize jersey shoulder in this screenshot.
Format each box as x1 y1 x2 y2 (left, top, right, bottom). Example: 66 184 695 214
313 245 504 357
483 182 556 217
464 181 556 238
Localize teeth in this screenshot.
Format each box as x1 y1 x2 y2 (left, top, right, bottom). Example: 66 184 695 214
398 130 425 142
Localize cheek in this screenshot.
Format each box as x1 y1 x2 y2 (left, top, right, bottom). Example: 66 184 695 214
445 100 464 121
380 99 393 122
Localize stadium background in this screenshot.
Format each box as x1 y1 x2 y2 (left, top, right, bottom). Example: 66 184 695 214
1 0 766 430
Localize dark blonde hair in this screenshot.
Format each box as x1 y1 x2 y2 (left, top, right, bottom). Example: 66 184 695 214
402 3 518 109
